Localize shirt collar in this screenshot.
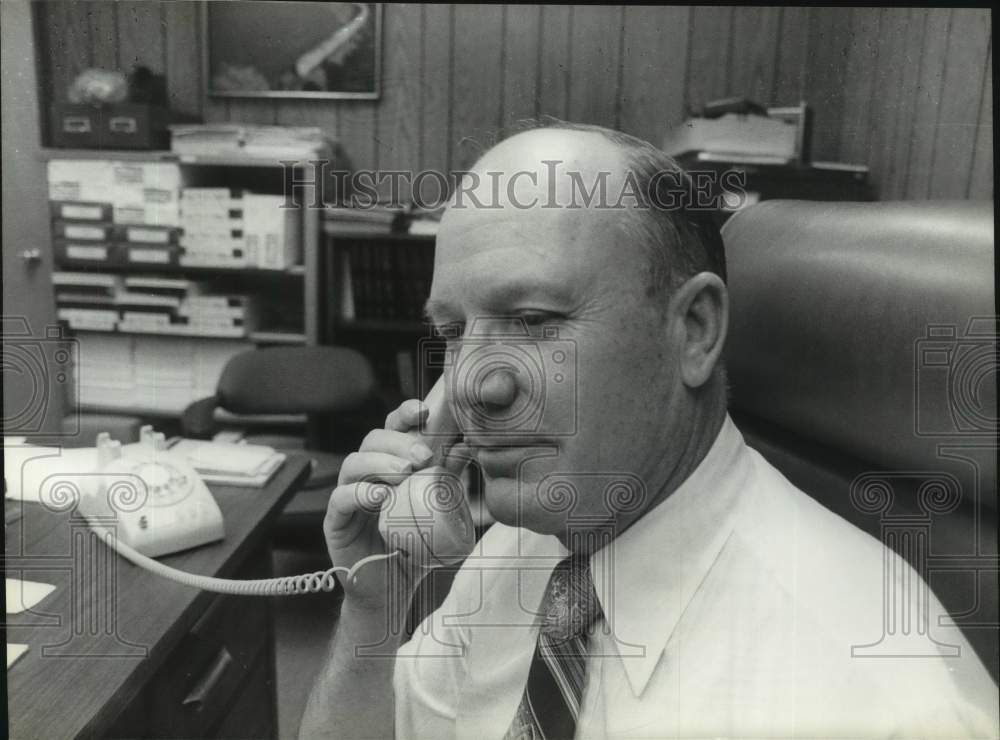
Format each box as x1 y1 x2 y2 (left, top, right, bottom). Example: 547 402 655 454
589 414 752 696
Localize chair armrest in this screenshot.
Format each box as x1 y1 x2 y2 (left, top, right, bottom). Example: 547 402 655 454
180 395 220 439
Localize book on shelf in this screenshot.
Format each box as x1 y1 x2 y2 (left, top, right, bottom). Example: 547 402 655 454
338 250 355 320
336 238 435 323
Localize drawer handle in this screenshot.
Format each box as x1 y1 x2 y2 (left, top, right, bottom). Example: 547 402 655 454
109 116 138 133
182 646 234 712
63 116 92 133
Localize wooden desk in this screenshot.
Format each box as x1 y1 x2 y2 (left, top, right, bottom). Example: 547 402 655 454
4 455 311 739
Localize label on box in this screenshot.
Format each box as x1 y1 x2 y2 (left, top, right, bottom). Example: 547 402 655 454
64 224 107 240
114 205 182 228
112 164 144 186
143 187 176 205
50 182 82 201
66 244 108 260
128 248 170 264
181 188 234 201
114 205 146 224
60 204 104 220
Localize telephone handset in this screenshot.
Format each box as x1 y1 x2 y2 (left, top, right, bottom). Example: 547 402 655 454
377 376 475 567
69 382 472 596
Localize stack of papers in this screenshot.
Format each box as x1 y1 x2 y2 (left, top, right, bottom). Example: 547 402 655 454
6 577 56 668
662 113 798 164
168 439 286 487
170 124 328 160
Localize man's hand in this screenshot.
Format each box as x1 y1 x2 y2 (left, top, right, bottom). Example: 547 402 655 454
302 398 438 740
323 398 437 606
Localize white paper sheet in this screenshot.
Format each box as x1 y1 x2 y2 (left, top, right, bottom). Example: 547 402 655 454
5 578 56 614
7 643 28 669
2 444 98 502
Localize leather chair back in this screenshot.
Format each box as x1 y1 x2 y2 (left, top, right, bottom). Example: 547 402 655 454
722 200 996 679
218 346 375 415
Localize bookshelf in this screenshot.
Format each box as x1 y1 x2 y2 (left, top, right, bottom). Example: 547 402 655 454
44 148 324 421
323 226 441 403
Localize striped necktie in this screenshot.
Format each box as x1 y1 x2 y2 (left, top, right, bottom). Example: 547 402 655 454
505 556 602 740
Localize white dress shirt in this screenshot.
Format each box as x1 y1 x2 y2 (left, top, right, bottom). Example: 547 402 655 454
395 417 999 738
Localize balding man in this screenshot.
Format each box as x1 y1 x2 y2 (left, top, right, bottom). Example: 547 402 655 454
300 123 998 739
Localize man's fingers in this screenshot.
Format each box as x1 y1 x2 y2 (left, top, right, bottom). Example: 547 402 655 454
441 442 475 476
324 481 392 534
359 428 435 466
338 451 414 485
385 399 428 432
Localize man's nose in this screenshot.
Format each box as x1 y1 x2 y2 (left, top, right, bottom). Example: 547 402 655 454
475 366 518 411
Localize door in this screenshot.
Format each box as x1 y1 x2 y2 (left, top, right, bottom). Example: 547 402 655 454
2 0 67 438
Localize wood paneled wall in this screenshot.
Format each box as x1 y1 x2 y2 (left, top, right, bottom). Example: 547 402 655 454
36 3 993 200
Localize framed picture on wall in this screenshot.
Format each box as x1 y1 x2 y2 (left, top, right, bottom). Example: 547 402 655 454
205 2 381 100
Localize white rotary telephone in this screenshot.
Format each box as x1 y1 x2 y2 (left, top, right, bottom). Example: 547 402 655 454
63 377 475 595
77 426 225 558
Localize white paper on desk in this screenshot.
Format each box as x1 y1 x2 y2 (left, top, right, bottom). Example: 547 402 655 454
6 578 57 614
3 444 98 502
169 439 279 475
7 643 28 669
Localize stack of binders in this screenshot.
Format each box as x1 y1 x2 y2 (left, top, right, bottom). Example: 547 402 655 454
180 188 246 268
48 159 183 266
52 272 121 330
180 189 300 270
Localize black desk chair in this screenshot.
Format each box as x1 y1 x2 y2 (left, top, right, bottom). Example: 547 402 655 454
180 345 377 551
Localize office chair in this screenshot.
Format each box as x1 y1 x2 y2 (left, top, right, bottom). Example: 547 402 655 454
180 345 378 550
722 200 997 681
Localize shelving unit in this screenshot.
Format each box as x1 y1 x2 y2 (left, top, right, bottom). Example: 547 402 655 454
43 147 323 341
52 259 307 280
45 148 325 423
323 226 440 402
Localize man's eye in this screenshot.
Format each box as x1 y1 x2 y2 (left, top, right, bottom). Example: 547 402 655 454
433 321 465 340
520 312 560 327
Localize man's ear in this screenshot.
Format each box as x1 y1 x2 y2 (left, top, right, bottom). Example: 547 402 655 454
666 272 729 388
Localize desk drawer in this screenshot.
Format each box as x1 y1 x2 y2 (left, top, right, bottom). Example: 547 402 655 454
147 593 271 738
209 658 274 739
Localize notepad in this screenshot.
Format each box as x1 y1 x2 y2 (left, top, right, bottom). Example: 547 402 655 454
168 439 286 487
6 578 56 614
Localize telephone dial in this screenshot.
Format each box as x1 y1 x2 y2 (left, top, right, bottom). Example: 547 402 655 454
70 377 474 596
